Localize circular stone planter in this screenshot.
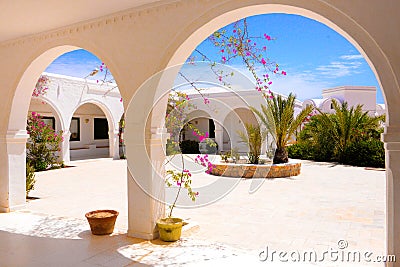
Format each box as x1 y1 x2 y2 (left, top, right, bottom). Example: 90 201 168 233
210 160 301 178
85 210 119 235
157 217 183 242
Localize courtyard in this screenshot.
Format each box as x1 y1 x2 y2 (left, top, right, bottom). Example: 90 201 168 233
0 158 386 266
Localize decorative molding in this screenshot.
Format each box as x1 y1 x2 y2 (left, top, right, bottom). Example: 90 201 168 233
0 130 30 144
0 0 188 48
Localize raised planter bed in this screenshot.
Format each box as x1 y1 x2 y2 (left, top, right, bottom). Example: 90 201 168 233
210 160 301 178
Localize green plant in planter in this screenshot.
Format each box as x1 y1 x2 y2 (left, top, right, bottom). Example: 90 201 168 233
220 150 231 162
237 123 266 164
251 93 313 164
230 147 241 163
158 153 213 242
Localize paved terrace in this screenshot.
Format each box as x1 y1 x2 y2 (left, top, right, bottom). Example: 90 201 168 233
0 158 386 266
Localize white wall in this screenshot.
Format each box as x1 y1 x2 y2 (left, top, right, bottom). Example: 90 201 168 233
28 73 125 161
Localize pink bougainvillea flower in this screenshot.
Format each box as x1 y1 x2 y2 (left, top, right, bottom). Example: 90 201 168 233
281 71 287 75
263 46 267 51
261 58 266 65
268 81 272 85
264 34 272 41
220 49 224 53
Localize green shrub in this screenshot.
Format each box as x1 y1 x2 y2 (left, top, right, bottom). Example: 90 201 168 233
287 143 314 160
199 138 218 154
26 112 63 171
26 163 36 197
341 139 385 167
204 139 218 154
166 139 179 156
179 140 200 154
220 150 231 162
237 123 265 164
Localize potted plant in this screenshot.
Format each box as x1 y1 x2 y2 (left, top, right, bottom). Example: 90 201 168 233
156 169 195 242
85 209 119 235
157 145 214 242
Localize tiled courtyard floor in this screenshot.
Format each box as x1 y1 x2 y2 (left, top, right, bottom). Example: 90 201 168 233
0 158 387 266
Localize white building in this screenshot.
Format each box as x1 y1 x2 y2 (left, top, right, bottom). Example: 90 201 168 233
181 85 385 154
303 86 385 116
29 74 384 159
28 73 124 162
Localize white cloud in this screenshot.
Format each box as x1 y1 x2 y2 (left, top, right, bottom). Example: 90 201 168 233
340 54 363 60
176 63 330 101
314 54 364 78
267 72 330 100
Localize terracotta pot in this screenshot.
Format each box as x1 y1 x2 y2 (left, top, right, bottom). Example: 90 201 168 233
156 217 183 242
85 210 119 235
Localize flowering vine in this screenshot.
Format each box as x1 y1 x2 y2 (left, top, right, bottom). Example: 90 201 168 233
32 75 50 97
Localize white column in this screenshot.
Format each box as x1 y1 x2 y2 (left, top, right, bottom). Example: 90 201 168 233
0 130 29 212
108 130 120 160
126 125 165 239
61 131 71 163
214 123 224 153
382 125 400 266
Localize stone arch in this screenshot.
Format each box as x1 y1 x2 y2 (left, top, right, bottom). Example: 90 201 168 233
29 96 65 132
124 2 400 250
320 97 342 113
69 100 116 132
7 40 122 136
69 100 119 160
160 2 397 125
222 107 259 153
3 44 121 211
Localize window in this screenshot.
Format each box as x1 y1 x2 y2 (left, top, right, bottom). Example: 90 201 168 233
94 118 109 140
42 116 55 130
209 119 215 138
330 102 334 109
70 117 80 141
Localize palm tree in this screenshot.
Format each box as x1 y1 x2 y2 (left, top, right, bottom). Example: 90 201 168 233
237 123 266 164
251 93 313 164
309 99 384 162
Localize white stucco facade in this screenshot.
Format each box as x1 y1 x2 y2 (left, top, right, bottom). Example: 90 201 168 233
0 2 400 264
28 73 124 162
182 85 384 154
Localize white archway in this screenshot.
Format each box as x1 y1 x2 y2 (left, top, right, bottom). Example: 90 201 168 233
123 3 399 259
69 101 119 161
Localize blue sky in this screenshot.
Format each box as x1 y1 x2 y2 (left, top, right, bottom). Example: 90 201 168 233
45 14 384 103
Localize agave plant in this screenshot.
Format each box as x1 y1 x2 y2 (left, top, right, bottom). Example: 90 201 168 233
251 93 313 164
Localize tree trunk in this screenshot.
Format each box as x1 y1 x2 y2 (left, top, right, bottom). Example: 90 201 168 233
273 147 288 164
